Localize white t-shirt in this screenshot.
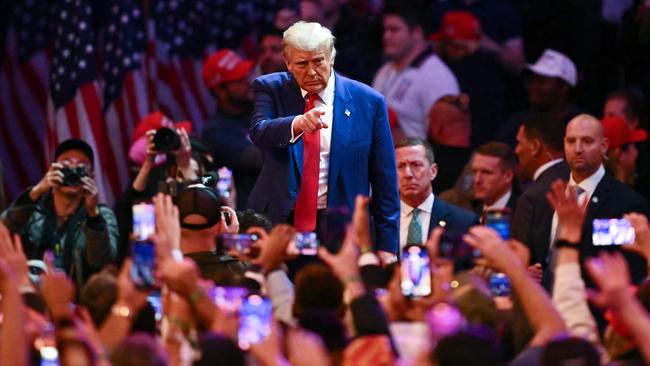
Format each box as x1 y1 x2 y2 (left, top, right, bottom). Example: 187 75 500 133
372 51 459 139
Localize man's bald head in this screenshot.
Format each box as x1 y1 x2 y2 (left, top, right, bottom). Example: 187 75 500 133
564 114 608 182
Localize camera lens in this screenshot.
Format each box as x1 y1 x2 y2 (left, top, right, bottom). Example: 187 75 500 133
153 127 181 152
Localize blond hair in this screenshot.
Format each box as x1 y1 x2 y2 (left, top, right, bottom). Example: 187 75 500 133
283 21 336 61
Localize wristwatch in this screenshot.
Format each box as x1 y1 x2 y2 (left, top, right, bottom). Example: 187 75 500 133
555 239 579 249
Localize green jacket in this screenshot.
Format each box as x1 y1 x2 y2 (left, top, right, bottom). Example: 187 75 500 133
1 188 118 288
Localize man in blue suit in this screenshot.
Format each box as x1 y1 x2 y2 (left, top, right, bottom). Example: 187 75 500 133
248 21 400 257
395 138 478 252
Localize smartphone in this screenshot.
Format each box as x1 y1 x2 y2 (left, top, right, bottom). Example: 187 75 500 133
131 240 157 289
238 295 272 350
287 232 319 255
592 218 635 246
400 244 432 298
439 230 479 271
210 286 249 311
147 292 163 323
218 233 258 256
216 167 233 199
321 206 350 253
132 203 155 241
485 209 510 240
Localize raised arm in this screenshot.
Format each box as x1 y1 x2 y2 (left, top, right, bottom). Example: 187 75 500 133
464 226 566 346
249 78 300 149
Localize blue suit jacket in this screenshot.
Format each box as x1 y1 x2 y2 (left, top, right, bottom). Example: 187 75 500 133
247 72 400 253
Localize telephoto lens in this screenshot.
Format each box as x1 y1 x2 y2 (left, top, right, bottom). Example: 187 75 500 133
152 127 181 152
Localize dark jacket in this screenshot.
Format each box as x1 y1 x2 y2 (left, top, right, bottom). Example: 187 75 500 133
1 188 118 288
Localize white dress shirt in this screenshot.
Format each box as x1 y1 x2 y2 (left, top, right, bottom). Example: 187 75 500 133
290 72 335 209
399 193 434 251
533 158 563 181
484 190 512 212
550 165 606 247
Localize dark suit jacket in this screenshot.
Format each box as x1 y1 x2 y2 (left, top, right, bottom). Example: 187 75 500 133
472 188 520 218
533 173 650 284
247 72 399 253
512 161 570 260
428 197 479 236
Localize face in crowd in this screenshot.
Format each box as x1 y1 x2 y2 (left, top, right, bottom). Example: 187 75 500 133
283 45 333 95
471 154 513 206
396 145 437 205
564 115 608 181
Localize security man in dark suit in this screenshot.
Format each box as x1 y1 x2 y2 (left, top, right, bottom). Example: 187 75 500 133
395 138 478 252
511 113 569 280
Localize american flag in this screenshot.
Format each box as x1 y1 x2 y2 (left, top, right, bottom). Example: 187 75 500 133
0 0 276 206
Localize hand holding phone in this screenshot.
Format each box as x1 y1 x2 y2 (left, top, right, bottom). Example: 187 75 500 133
287 232 319 255
218 233 258 256
131 240 157 289
592 218 635 246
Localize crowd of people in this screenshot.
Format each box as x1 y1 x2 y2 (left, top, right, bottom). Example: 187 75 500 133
2 0 650 365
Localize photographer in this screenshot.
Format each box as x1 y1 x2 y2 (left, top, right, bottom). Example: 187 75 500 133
1 139 118 288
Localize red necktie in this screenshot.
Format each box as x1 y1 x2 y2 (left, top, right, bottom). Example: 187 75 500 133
294 94 320 231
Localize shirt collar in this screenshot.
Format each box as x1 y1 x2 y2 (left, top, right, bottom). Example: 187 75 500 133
569 165 605 197
400 193 435 217
533 158 563 181
300 71 335 106
485 189 511 211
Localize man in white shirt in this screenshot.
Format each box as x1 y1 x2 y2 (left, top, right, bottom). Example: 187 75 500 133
543 114 650 285
372 3 459 140
470 142 518 216
395 138 477 251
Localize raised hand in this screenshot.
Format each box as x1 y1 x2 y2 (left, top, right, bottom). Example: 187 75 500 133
152 193 180 260
0 222 29 286
585 252 633 309
623 213 650 260
463 226 524 274
546 179 588 243
255 224 295 273
296 107 328 134
81 175 100 216
40 270 75 321
29 162 64 200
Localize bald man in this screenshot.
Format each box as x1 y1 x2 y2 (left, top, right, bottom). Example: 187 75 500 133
531 114 650 286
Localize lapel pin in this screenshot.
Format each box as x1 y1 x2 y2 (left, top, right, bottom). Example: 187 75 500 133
344 109 351 117
592 196 598 203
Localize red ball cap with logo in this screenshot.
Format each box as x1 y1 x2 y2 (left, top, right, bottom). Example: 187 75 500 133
602 116 648 150
202 49 254 90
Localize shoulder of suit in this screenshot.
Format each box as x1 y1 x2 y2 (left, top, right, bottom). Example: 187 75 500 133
336 73 384 100
254 72 293 87
437 197 477 220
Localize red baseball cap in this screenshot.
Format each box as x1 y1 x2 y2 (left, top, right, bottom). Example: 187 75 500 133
132 111 192 142
602 116 648 150
430 11 481 42
202 49 254 89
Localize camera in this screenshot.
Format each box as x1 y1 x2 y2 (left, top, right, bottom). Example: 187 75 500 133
60 166 87 186
152 127 180 152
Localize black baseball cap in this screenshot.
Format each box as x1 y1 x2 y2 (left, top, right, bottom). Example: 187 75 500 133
55 138 95 166
177 184 222 230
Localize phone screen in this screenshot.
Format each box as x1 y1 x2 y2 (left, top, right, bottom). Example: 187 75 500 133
132 203 155 241
485 210 510 240
238 295 272 350
218 233 258 256
592 218 635 246
288 232 319 255
400 244 431 298
131 240 156 289
210 286 249 311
